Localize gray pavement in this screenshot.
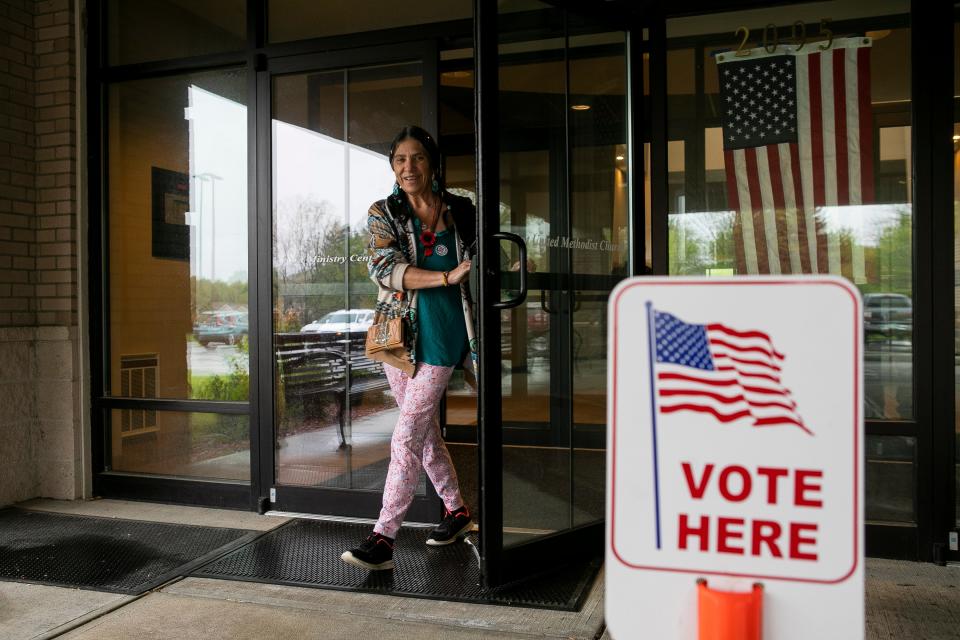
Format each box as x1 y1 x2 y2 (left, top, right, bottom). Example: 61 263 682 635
865 559 960 640
0 582 129 640
2 499 958 639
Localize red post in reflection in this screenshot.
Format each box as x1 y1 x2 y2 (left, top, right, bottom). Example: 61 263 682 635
697 579 763 640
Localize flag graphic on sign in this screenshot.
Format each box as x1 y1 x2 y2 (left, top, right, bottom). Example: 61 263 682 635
642 303 810 550
652 308 810 435
717 37 873 277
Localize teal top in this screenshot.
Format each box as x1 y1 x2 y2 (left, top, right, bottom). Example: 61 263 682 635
413 219 469 367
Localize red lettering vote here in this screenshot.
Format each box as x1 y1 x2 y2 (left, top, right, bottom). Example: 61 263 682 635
676 462 823 561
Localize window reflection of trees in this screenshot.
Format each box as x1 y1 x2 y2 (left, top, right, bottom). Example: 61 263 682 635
668 204 914 420
273 196 377 333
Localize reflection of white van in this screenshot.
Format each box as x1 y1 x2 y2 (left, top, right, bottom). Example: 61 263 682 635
300 309 375 334
863 293 912 338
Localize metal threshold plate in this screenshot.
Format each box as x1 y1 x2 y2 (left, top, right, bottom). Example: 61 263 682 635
0 508 258 594
193 519 600 611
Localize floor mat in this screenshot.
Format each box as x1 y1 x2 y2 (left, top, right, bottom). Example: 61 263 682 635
0 508 258 594
192 519 600 611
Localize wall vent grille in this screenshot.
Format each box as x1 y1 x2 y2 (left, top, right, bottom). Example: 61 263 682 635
119 354 159 436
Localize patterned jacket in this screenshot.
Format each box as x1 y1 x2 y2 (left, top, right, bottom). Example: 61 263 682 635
366 191 478 381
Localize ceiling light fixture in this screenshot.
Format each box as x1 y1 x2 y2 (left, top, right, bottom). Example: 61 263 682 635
571 104 591 111
953 134 960 142
616 155 625 161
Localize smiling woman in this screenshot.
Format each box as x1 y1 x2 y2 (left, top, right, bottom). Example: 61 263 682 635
339 126 477 571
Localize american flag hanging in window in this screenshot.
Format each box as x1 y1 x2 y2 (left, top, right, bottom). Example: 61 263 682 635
716 37 874 277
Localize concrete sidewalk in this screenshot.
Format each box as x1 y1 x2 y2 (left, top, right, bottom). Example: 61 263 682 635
2 499 958 639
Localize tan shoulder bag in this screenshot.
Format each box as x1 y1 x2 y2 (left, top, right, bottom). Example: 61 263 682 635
365 314 404 354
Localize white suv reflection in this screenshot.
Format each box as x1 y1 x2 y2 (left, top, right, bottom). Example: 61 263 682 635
300 309 375 334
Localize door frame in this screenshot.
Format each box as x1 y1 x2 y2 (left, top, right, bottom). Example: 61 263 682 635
474 0 641 587
253 42 443 520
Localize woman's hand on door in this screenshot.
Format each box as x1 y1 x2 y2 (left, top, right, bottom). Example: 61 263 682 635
447 259 472 285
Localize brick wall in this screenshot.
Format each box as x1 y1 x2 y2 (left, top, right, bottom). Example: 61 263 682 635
0 0 37 326
34 0 74 327
0 0 81 506
0 0 76 329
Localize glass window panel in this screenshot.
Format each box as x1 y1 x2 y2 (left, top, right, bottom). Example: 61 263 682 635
572 290 612 529
107 0 246 66
272 64 425 494
865 435 915 523
268 0 471 44
499 3 568 547
348 65 422 154
665 5 912 422
498 2 629 543
107 69 249 401
569 32 627 528
440 67 475 138
109 409 250 481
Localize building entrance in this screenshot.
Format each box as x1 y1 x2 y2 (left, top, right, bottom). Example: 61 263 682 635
84 0 959 586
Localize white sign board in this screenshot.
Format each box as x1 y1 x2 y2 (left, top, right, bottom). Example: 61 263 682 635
606 276 863 640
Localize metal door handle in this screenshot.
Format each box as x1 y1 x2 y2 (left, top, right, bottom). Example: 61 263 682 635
540 290 557 314
491 232 527 309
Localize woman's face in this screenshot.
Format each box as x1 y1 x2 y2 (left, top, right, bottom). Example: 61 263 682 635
392 138 433 198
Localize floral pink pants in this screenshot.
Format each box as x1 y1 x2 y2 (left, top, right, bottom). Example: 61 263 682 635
374 362 464 539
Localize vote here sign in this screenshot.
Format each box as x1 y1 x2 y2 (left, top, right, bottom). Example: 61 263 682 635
606 277 863 640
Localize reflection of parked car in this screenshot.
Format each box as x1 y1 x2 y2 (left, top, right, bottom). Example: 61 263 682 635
194 310 248 347
863 293 912 340
301 309 375 335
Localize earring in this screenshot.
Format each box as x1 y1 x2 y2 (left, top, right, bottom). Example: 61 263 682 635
431 178 439 193
392 182 401 197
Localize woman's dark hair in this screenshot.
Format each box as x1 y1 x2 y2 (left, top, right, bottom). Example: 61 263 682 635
388 125 444 192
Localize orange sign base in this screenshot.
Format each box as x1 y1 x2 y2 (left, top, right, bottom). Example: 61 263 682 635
697 579 763 640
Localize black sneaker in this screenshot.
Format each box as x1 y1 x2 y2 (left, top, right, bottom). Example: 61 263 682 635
341 533 395 570
426 506 472 546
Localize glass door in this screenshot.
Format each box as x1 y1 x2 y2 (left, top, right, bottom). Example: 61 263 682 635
477 2 634 585
263 45 443 519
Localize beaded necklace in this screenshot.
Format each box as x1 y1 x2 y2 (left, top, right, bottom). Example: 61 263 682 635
417 196 442 257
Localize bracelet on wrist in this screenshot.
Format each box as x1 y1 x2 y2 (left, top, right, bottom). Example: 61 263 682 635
441 271 449 287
